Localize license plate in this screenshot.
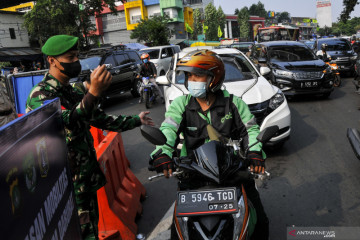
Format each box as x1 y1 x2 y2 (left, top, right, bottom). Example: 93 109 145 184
176 188 238 216
301 81 318 88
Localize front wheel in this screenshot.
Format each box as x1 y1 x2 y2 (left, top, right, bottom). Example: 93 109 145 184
333 74 341 87
144 90 151 109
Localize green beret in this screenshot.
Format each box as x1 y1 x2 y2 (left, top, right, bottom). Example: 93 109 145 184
41 35 79 56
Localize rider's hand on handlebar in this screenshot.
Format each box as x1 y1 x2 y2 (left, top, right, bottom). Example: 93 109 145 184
153 154 173 178
247 151 265 174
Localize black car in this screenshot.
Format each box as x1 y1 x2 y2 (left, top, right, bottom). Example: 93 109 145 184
314 38 357 75
250 41 334 97
75 46 143 98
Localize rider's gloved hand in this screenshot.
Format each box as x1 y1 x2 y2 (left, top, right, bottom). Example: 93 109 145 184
152 154 173 178
247 151 265 174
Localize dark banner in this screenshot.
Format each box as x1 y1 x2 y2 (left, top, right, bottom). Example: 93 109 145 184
0 98 82 239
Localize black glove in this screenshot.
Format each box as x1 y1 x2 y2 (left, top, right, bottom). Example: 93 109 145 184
152 154 173 174
247 151 265 173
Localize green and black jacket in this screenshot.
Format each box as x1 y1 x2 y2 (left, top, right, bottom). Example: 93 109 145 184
151 90 265 159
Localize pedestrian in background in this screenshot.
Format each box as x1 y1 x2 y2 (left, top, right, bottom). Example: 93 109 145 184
26 35 154 240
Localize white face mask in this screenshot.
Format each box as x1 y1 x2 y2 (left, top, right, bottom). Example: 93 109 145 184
188 81 207 98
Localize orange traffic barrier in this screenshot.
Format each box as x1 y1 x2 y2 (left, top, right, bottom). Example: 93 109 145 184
96 131 146 240
91 127 106 149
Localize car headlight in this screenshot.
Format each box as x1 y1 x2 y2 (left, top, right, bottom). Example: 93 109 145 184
273 69 294 78
351 55 358 60
154 63 158 67
269 91 285 110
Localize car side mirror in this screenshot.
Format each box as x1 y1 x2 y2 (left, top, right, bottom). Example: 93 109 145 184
260 67 271 76
258 58 267 64
156 75 170 86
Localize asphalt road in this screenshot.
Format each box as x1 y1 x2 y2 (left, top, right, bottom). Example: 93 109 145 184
104 77 360 239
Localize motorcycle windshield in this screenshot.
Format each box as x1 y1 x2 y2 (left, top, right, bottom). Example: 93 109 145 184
193 141 232 183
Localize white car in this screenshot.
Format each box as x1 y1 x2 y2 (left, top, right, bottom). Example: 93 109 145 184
157 47 291 148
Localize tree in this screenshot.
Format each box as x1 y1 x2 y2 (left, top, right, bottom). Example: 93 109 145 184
130 15 174 46
192 8 203 40
217 6 226 39
238 7 250 40
340 0 359 22
277 11 291 24
204 3 218 41
248 1 267 18
23 0 120 49
234 8 240 15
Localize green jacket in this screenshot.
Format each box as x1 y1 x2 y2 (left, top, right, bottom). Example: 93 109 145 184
151 90 264 159
26 73 141 198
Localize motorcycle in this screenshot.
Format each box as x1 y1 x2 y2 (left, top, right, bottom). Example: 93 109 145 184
141 125 279 240
325 60 341 87
141 77 158 109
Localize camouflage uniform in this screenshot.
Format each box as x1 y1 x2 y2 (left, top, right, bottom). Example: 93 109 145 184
0 78 17 127
26 72 141 239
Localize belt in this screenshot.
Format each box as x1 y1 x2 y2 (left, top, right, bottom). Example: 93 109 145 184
0 109 13 116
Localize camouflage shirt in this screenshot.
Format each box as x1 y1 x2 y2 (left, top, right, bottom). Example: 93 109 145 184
26 73 141 198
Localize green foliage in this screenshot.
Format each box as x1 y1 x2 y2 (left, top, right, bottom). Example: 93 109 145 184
217 6 226 39
0 62 11 69
340 0 359 22
331 17 360 36
238 7 250 39
249 1 267 18
130 15 174 46
204 3 218 41
23 0 120 50
192 8 203 40
276 12 291 24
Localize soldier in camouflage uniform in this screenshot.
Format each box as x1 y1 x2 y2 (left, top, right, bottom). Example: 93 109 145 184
26 35 154 240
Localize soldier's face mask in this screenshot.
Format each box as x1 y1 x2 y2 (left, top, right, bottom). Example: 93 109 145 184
54 58 82 78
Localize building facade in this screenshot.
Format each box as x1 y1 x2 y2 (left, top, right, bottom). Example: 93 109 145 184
291 17 318 40
0 11 30 48
224 15 265 40
90 0 213 45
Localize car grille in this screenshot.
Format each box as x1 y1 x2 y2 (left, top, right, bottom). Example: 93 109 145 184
294 71 323 80
248 100 270 126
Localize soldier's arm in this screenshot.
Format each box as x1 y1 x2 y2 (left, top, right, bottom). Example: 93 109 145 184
89 108 141 132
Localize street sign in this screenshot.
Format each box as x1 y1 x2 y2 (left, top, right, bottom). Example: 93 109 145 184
0 98 81 240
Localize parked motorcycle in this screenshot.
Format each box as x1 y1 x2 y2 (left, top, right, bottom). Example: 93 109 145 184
141 77 158 109
325 60 341 87
141 125 279 240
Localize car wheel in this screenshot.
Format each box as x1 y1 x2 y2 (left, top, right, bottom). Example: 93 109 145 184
131 78 141 97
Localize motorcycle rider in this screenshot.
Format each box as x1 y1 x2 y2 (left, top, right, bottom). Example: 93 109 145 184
138 53 165 104
316 43 331 62
150 50 269 240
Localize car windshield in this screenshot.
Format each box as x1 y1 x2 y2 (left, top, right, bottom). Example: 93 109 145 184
268 45 317 62
139 49 160 59
175 54 257 84
231 43 252 52
317 40 351 51
80 56 101 71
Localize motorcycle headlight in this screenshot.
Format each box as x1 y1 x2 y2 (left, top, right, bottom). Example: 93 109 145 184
269 91 285 110
323 65 332 74
273 69 294 78
232 195 246 240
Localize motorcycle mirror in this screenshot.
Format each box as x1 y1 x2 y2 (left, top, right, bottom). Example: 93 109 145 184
140 125 167 145
347 128 360 160
256 125 279 143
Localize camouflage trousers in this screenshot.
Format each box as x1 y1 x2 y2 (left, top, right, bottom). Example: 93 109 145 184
76 192 99 240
